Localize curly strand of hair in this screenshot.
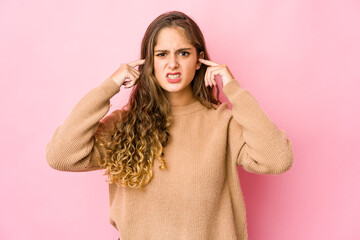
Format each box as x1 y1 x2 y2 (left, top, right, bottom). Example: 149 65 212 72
95 106 168 190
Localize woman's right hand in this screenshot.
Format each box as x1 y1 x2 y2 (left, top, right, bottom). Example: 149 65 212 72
109 59 145 88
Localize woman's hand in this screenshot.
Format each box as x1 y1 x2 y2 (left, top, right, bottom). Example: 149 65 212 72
109 59 145 88
198 58 235 88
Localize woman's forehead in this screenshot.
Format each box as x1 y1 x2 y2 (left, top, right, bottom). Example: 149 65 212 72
154 27 194 50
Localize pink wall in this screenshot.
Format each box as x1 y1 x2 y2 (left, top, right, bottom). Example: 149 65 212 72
1 0 359 239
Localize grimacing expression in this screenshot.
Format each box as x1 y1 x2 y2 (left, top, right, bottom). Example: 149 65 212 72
153 27 201 96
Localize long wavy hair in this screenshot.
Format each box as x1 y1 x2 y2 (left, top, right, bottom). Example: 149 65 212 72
97 11 221 191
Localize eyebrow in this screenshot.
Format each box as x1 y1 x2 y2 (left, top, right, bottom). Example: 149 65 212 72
154 48 193 52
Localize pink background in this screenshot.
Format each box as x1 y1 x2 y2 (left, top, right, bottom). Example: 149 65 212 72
1 0 359 239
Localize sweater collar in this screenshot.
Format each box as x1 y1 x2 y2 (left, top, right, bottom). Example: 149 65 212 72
170 100 206 116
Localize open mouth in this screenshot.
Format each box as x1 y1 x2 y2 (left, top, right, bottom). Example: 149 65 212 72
166 72 182 83
166 73 181 79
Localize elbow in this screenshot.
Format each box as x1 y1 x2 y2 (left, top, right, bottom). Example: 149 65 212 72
274 155 293 174
271 146 294 174
46 147 64 171
45 143 70 171
241 140 294 175
46 159 63 171
266 133 294 174
45 142 98 172
46 151 76 172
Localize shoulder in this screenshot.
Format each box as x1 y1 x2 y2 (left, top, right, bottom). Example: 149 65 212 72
203 101 233 125
97 109 123 135
101 109 122 124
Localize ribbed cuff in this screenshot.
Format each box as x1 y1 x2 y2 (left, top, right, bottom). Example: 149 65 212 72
222 79 245 100
100 78 121 97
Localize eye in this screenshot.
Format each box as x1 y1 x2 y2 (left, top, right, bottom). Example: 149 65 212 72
156 52 166 57
179 51 190 56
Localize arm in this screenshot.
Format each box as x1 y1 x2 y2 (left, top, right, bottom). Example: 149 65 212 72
197 58 293 174
46 60 145 172
224 79 293 174
45 78 121 172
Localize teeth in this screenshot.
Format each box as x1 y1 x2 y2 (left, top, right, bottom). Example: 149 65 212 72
167 74 180 79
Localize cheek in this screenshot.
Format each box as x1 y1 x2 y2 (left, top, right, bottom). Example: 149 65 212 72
153 60 162 76
185 59 198 72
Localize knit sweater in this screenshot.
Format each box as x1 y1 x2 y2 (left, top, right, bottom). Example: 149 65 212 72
46 78 293 240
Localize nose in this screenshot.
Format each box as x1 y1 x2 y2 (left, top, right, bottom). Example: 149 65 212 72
168 53 179 69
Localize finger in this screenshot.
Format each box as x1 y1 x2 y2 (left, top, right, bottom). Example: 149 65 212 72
121 68 139 85
124 78 136 88
126 66 141 86
205 67 213 87
128 59 145 68
120 70 135 84
208 72 214 87
198 58 218 67
126 80 137 88
123 80 131 87
205 67 214 87
210 71 217 87
204 68 209 86
124 82 134 88
126 73 140 88
208 67 225 87
206 67 213 87
207 67 212 86
212 69 224 86
128 67 140 79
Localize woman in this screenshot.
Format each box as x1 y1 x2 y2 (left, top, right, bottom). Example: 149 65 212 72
46 11 293 240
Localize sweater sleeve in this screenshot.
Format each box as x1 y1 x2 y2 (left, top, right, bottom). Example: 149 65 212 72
46 78 121 172
223 79 293 174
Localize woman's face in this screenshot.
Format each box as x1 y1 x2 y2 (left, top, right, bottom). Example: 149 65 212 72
153 27 201 97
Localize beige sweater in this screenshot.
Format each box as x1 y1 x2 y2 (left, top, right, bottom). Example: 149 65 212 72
46 78 293 240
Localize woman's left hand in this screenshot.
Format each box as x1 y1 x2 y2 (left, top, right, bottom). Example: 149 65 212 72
198 58 235 88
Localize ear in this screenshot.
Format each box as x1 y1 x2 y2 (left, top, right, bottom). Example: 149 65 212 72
196 51 205 70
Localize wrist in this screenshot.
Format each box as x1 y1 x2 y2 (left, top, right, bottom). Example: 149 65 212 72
222 78 233 88
109 77 121 86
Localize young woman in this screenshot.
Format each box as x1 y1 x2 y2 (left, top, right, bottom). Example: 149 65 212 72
46 11 293 240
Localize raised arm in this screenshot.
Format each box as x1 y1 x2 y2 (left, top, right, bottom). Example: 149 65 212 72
224 79 293 174
45 78 121 171
46 60 145 172
199 58 293 174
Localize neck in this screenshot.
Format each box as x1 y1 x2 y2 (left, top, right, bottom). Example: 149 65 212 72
165 86 197 107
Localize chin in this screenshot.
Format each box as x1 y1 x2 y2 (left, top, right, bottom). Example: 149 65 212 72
163 86 184 93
